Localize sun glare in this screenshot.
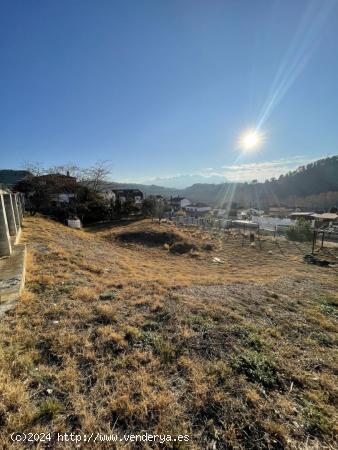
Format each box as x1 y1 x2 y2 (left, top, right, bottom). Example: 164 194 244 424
239 129 264 152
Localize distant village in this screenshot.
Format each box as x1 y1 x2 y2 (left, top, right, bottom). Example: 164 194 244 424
1 169 337 238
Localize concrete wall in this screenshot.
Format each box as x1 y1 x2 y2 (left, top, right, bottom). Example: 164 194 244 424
0 194 12 257
0 190 24 258
12 193 20 229
3 193 17 236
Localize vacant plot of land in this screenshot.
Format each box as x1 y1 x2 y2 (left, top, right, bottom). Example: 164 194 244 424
0 216 337 449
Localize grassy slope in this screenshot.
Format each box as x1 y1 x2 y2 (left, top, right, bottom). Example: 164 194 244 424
0 216 337 449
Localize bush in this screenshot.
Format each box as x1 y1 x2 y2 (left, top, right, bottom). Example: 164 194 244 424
286 219 313 242
169 241 197 254
99 291 117 301
78 200 110 224
202 242 214 251
154 337 177 363
304 404 331 436
232 351 278 389
35 399 64 423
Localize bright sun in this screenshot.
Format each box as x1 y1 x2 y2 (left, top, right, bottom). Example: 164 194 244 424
239 130 264 152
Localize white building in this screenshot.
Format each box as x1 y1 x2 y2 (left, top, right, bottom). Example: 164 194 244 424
185 203 212 214
171 197 191 210
252 216 294 228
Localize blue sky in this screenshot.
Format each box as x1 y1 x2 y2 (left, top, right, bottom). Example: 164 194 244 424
1 0 338 187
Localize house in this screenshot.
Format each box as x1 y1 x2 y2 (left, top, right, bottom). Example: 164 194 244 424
184 203 212 215
268 206 293 217
34 173 77 206
12 172 80 215
111 189 143 207
312 213 338 225
170 197 191 211
35 173 77 185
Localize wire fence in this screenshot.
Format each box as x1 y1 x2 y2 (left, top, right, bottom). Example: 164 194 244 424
171 215 338 261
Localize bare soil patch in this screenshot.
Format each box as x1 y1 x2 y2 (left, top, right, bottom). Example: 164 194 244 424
116 230 183 247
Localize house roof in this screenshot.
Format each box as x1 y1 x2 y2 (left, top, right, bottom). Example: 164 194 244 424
269 207 292 213
36 173 75 179
186 202 210 208
289 212 314 217
312 213 338 220
36 173 76 181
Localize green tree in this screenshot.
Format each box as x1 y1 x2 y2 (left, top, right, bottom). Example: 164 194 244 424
142 197 166 223
286 219 313 242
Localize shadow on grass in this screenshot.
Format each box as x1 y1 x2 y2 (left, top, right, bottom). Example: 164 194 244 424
84 216 145 233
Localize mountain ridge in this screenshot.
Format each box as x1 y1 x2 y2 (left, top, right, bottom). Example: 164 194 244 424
106 155 338 208
1 155 338 209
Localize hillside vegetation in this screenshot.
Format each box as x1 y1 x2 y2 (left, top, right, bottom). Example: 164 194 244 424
0 217 337 449
1 156 338 209
179 156 338 207
0 170 30 187
103 156 338 208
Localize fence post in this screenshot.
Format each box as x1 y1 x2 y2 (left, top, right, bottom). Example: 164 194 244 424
311 230 317 254
3 193 17 236
0 193 12 257
16 194 23 226
12 194 20 229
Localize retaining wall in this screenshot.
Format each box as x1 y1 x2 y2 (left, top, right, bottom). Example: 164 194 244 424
0 189 24 258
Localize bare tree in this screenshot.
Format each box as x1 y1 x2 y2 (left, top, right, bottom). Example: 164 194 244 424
48 163 82 178
82 160 113 193
22 159 113 193
22 161 46 177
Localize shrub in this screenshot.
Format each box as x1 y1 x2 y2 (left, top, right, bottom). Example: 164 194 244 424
99 291 116 301
153 337 177 363
94 304 116 325
35 399 63 423
169 241 196 254
304 404 331 436
124 326 141 344
202 242 214 251
232 351 278 389
286 219 313 242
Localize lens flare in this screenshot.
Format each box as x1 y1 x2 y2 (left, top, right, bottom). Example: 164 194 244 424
239 129 264 152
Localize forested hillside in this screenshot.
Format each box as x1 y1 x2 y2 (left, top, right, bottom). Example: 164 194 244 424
262 155 338 198
111 155 338 209
0 170 30 187
180 155 338 208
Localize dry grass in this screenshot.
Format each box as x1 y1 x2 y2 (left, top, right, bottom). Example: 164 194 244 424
0 216 337 449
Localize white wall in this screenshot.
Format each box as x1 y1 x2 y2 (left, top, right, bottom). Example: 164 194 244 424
185 206 211 213
252 216 294 228
180 198 191 208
